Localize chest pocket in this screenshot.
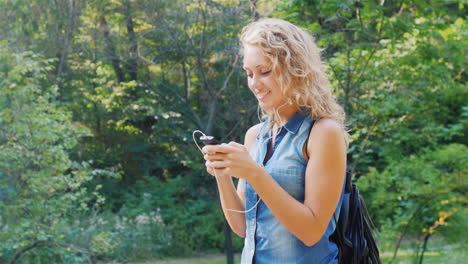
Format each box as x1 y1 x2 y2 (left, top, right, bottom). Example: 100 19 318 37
267 165 305 201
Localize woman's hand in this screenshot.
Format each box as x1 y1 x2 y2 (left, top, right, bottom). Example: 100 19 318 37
202 142 263 181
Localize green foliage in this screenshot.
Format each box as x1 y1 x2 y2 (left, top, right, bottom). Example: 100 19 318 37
0 0 466 262
358 143 467 255
0 45 92 263
345 17 467 172
60 208 168 262
118 175 243 258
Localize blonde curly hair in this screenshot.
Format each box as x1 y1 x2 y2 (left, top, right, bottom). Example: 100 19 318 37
240 18 349 144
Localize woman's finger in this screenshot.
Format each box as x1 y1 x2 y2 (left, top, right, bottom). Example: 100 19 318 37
206 166 215 176
202 145 217 155
207 160 229 169
204 153 227 161
205 143 239 154
228 141 244 149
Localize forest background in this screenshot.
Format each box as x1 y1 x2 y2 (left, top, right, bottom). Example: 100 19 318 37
0 0 466 263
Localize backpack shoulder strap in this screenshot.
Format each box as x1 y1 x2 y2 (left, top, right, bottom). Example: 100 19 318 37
303 118 318 161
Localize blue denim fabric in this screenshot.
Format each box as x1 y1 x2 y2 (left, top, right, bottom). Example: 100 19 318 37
241 112 343 264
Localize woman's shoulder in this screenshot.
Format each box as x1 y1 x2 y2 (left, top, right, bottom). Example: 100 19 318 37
244 123 263 150
312 118 342 134
246 122 263 136
307 117 346 153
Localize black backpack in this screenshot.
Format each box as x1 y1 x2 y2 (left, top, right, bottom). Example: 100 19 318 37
331 170 381 264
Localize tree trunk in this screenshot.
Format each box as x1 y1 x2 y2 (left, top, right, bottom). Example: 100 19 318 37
388 204 424 264
224 219 234 264
182 61 191 100
11 241 42 264
124 0 138 82
418 233 431 264
249 0 260 21
100 15 125 83
206 98 217 135
55 0 81 101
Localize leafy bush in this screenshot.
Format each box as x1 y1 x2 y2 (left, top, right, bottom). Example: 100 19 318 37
118 175 244 258
60 207 169 262
358 143 467 254
0 46 93 263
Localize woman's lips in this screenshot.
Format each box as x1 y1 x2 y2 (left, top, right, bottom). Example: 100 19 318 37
256 91 270 101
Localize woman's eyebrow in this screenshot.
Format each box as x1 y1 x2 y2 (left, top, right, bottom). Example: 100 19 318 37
243 64 269 70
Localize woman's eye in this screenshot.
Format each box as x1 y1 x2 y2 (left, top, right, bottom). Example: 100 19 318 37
246 70 270 78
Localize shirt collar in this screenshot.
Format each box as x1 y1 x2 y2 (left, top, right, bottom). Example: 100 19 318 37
283 111 308 134
259 111 309 140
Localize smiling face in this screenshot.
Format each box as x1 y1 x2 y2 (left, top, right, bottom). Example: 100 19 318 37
242 44 286 112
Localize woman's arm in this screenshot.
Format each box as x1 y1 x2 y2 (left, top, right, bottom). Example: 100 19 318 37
203 123 261 238
205 118 346 246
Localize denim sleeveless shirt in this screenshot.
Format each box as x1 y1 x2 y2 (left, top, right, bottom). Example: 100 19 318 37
241 112 343 264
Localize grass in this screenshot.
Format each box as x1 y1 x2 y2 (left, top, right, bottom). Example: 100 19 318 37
118 254 241 264
380 244 466 264
103 241 466 264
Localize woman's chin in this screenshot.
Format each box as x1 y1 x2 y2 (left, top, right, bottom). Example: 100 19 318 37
258 103 273 112
258 100 274 108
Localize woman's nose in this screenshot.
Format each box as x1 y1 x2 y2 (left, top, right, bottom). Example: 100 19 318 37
250 76 260 89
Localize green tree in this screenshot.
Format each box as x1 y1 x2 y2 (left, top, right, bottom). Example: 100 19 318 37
0 45 93 263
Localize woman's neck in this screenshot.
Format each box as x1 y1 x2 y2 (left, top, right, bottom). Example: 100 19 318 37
271 104 299 127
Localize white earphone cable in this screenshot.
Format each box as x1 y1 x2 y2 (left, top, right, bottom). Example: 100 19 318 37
192 130 261 214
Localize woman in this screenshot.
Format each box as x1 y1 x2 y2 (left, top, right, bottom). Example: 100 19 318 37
202 18 348 264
